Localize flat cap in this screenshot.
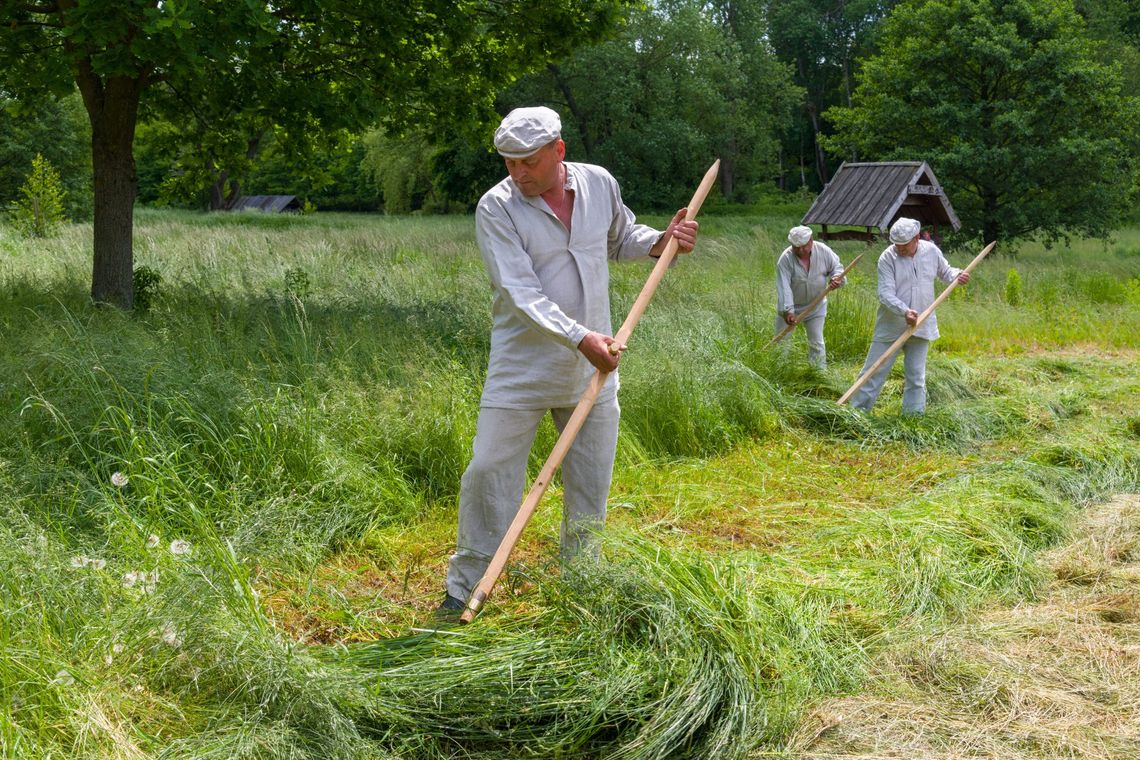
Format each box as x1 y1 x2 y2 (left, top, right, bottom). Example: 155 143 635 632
788 225 813 246
889 217 921 245
494 107 562 158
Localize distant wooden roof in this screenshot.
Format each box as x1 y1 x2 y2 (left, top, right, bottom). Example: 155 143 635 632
230 195 300 213
802 161 960 235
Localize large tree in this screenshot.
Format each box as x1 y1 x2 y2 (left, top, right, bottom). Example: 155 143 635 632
0 1 632 308
824 0 1140 244
503 0 799 209
765 0 899 188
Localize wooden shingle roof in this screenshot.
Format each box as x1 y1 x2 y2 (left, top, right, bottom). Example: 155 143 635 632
802 161 960 238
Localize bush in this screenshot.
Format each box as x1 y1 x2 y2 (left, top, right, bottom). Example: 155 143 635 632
133 265 163 313
1003 267 1023 306
9 153 67 237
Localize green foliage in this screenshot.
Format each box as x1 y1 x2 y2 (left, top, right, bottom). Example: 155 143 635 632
765 0 902 191
825 0 1140 245
10 153 67 237
1003 267 1024 305
283 266 312 300
131 265 162 313
505 0 801 209
360 129 437 214
0 93 91 219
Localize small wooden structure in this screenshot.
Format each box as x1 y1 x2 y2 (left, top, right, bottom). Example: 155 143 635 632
801 161 960 243
230 195 301 213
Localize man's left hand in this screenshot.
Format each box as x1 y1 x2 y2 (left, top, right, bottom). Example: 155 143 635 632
651 208 699 257
828 275 843 290
956 271 971 285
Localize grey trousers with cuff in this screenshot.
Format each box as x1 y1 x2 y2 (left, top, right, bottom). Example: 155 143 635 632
849 336 930 414
445 398 620 601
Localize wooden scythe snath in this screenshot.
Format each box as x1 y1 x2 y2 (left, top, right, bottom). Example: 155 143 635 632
837 241 996 406
763 250 867 351
459 159 721 623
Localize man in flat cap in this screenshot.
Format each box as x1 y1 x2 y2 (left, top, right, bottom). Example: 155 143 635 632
849 217 969 414
438 106 699 617
775 225 846 368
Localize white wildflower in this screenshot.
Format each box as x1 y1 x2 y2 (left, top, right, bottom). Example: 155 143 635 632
145 534 160 549
104 654 113 666
141 569 159 594
110 472 129 488
169 539 191 556
88 558 106 570
160 624 181 648
122 571 140 588
112 643 125 655
51 669 75 687
71 555 105 570
70 555 87 568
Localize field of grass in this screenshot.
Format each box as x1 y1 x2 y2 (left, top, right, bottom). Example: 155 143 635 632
0 206 1137 758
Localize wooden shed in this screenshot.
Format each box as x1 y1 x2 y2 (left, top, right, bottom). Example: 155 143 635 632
801 161 960 242
230 195 302 213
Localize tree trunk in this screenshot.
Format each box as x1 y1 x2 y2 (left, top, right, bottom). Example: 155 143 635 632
209 170 230 211
983 195 1001 245
548 63 595 161
806 103 829 187
80 74 143 309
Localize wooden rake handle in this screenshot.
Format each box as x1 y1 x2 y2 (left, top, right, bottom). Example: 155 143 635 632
837 241 995 405
459 159 721 623
764 250 867 350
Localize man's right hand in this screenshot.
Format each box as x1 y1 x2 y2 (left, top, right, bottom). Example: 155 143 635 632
783 311 798 326
578 331 623 372
905 309 919 326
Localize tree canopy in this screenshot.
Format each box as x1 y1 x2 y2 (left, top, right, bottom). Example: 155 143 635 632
824 0 1140 244
0 0 634 307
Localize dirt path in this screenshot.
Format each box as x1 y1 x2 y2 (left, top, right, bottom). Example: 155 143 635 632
789 494 1140 759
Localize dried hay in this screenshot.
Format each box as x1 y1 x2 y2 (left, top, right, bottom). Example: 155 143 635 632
788 494 1140 759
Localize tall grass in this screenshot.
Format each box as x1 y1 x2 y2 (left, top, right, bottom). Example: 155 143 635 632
0 209 1137 757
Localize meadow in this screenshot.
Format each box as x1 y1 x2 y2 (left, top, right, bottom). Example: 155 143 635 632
0 205 1137 758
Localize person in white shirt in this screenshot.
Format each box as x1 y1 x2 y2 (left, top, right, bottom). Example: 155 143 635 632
774 225 845 368
849 217 970 414
439 107 699 616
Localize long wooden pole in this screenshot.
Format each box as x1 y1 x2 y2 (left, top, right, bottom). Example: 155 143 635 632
764 250 867 350
837 241 995 406
459 159 721 623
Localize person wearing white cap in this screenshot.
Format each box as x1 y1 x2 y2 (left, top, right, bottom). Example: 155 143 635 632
439 106 700 617
774 225 846 368
849 217 970 414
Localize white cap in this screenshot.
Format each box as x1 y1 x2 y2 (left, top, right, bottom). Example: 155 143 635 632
889 217 921 244
788 225 813 246
493 107 562 158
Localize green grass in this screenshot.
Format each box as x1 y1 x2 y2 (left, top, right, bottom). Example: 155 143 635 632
0 208 1137 757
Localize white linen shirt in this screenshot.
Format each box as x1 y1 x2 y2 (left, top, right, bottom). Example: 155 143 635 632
474 161 661 409
775 241 844 315
872 240 961 342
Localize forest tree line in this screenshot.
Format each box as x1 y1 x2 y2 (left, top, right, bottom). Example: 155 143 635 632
2 0 1139 306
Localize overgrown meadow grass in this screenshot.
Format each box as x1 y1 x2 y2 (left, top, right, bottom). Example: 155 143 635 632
0 208 1137 757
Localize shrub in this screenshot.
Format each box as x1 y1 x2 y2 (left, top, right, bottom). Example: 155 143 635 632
133 265 163 313
1003 267 1023 306
10 153 67 237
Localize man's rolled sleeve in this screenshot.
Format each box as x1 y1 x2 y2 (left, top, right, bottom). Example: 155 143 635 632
606 177 660 262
